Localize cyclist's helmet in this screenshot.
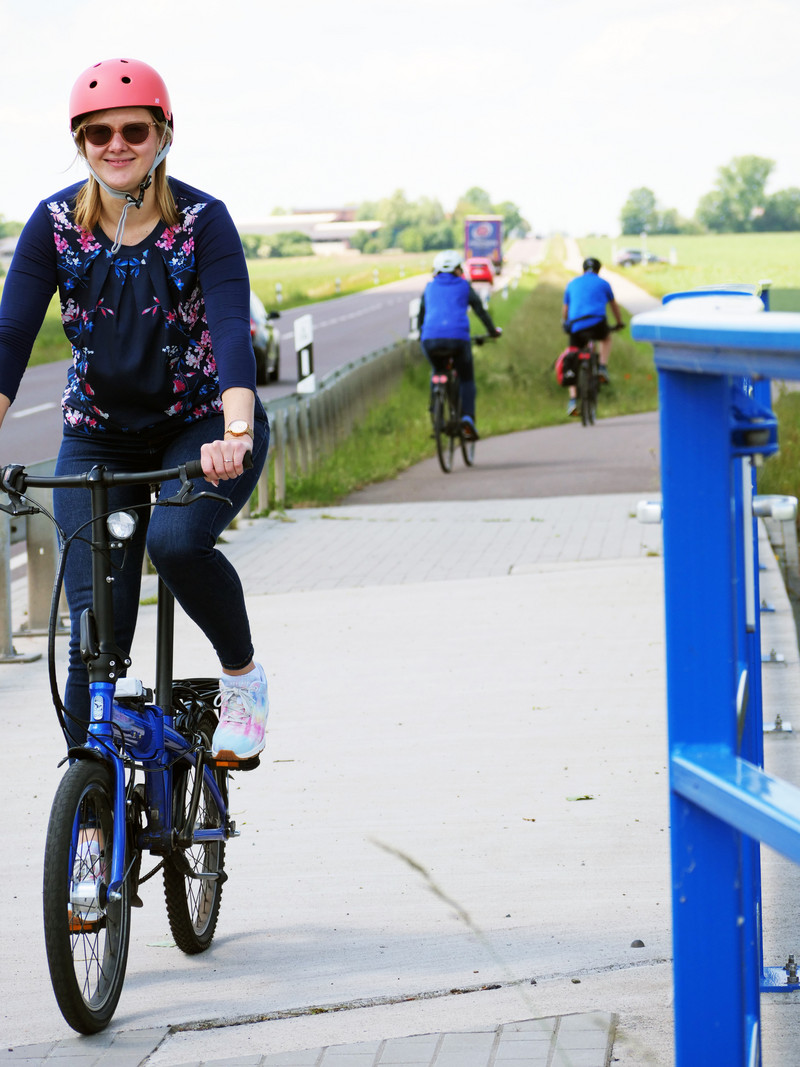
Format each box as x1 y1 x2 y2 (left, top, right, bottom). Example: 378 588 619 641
583 257 601 273
69 58 173 131
433 250 463 274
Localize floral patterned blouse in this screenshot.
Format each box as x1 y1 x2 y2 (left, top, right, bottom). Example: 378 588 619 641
0 178 255 435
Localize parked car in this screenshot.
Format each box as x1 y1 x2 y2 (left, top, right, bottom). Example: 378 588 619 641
463 256 495 283
613 248 664 267
250 290 281 384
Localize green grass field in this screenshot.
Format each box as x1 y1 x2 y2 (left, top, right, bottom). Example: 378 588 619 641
579 233 800 299
248 251 429 309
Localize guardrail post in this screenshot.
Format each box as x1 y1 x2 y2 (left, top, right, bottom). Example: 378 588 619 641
0 512 41 663
16 487 63 634
272 408 286 509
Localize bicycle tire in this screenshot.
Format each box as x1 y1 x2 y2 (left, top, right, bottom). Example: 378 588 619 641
578 363 595 427
163 707 227 954
43 760 131 1034
433 388 455 473
455 385 476 466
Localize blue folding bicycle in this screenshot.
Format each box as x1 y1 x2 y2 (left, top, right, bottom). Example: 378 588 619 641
1 456 255 1033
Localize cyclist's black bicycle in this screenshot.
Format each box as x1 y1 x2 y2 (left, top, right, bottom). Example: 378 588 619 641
429 333 499 473
571 323 624 427
0 457 255 1034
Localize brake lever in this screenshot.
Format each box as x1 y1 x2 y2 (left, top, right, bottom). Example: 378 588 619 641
157 464 232 508
0 497 38 517
0 463 39 517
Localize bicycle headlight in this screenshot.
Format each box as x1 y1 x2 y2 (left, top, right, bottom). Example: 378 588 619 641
107 510 138 541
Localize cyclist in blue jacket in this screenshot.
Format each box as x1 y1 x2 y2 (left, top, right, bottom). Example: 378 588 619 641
418 250 501 440
562 257 623 416
0 58 269 762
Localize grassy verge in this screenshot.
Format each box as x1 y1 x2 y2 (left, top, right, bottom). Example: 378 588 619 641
280 255 658 507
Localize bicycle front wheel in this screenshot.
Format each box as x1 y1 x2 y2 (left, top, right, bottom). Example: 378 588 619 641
433 388 455 473
43 760 131 1034
164 708 227 954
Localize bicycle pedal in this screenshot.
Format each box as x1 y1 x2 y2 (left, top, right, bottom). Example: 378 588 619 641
209 751 262 772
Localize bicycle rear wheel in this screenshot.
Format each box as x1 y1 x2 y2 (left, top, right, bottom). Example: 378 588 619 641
43 760 131 1033
433 387 455 473
164 706 227 954
577 363 596 426
460 392 476 468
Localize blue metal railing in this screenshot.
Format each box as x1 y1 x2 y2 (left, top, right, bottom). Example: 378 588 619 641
632 288 800 1065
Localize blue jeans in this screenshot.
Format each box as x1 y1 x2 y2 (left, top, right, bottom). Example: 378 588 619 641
421 338 477 420
53 411 269 741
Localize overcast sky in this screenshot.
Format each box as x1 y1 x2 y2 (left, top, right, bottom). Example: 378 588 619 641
2 0 799 237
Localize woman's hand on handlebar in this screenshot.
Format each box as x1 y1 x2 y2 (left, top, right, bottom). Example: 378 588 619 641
200 436 253 487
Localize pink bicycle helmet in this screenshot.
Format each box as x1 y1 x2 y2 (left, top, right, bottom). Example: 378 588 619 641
69 58 173 130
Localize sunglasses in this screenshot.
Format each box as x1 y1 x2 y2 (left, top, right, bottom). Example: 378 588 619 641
81 121 157 147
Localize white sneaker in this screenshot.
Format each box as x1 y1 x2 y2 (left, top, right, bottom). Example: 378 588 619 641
212 668 269 760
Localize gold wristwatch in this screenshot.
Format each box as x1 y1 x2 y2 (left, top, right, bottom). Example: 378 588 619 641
224 420 254 439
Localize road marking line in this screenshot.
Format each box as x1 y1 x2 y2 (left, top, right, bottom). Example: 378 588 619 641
12 402 57 418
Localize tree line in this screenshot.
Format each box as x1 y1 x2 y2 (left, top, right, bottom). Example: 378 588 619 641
349 186 529 254
244 187 530 258
620 156 800 235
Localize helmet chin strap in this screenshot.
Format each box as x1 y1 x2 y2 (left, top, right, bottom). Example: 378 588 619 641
85 132 172 254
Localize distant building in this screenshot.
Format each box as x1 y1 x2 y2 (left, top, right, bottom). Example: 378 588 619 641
236 208 382 256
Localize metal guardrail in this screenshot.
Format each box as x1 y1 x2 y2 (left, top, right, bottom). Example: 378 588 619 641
631 286 800 1066
1 338 419 661
256 338 417 512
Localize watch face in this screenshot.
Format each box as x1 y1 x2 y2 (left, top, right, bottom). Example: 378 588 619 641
228 420 247 434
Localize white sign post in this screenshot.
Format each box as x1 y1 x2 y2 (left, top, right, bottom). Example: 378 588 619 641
294 314 315 394
408 297 421 340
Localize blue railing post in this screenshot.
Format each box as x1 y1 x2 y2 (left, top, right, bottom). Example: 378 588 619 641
631 287 800 1066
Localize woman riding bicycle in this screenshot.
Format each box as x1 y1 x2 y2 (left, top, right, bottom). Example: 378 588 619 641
562 257 624 417
417 249 501 441
0 58 269 762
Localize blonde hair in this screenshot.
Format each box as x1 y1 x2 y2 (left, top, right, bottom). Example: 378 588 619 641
71 113 180 232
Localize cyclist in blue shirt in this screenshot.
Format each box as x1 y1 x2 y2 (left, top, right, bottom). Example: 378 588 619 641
417 250 501 440
562 257 623 417
0 58 269 762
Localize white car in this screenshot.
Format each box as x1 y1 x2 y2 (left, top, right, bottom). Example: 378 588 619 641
250 290 281 384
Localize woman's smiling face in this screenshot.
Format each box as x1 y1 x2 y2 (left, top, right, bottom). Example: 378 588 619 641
79 106 159 197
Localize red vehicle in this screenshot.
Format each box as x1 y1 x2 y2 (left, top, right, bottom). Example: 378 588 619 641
463 257 495 284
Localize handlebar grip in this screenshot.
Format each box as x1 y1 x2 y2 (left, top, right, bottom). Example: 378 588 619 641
183 450 252 480
183 459 205 480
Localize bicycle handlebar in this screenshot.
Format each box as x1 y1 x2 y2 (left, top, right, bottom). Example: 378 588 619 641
1 451 252 499
473 330 502 346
